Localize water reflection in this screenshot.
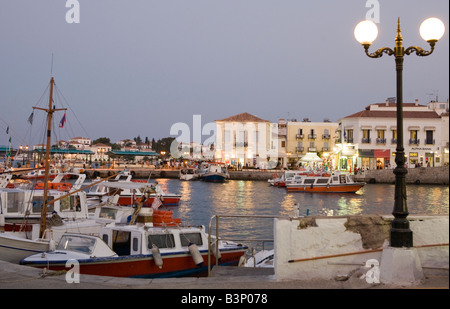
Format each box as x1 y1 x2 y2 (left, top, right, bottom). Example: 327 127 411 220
155 179 448 248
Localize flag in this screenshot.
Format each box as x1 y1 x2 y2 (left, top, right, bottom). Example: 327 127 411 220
151 195 162 210
6 126 8 134
28 112 34 124
59 113 66 128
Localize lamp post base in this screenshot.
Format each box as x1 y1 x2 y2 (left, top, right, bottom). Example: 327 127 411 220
390 227 413 248
380 247 424 286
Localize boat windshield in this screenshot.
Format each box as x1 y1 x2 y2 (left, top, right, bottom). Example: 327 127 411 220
57 235 97 254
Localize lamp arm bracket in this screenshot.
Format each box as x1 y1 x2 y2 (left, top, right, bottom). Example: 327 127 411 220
404 41 435 57
363 45 395 58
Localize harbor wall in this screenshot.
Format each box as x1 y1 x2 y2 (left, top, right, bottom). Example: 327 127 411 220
353 166 449 185
274 215 449 282
83 166 449 184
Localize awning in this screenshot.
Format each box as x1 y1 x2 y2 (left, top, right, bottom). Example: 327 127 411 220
300 152 322 162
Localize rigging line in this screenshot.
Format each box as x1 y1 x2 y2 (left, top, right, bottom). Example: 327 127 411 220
54 85 91 140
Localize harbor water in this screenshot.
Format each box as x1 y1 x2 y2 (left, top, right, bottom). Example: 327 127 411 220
151 179 449 249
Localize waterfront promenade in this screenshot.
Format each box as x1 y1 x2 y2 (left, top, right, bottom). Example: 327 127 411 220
0 259 448 289
79 165 449 185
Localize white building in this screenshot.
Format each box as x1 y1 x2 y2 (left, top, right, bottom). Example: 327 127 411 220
337 99 449 171
69 137 91 149
215 112 278 168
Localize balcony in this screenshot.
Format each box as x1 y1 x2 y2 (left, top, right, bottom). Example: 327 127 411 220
391 138 397 144
376 138 386 144
308 147 317 152
425 139 435 145
322 147 329 151
308 134 317 139
296 134 304 139
296 147 304 153
322 134 330 140
361 138 371 144
409 139 420 145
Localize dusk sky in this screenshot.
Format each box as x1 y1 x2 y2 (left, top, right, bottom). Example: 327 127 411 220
1 0 448 148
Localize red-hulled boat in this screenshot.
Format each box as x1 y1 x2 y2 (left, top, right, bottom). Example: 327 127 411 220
21 209 247 278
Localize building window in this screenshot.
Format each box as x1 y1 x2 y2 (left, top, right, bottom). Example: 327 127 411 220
376 130 386 144
425 130 434 145
409 130 419 145
391 130 397 144
347 129 354 143
362 130 371 143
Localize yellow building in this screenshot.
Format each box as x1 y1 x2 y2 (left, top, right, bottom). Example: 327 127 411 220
286 119 338 168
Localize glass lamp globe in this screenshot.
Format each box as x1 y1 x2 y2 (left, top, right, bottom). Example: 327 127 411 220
420 18 445 42
354 20 378 45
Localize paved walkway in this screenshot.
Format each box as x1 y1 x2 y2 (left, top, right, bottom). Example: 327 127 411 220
0 260 447 290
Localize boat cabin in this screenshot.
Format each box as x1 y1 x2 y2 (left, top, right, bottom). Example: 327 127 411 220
99 224 209 256
0 187 89 222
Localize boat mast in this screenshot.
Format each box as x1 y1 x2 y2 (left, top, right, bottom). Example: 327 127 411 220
33 77 66 238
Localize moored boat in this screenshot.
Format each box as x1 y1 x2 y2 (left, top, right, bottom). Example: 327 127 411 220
200 163 229 183
179 167 200 181
286 172 365 193
21 211 248 278
87 173 181 207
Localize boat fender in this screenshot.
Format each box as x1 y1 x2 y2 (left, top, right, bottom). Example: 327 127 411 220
188 243 204 266
151 244 163 269
326 184 330 189
49 239 56 251
211 242 222 260
238 255 247 267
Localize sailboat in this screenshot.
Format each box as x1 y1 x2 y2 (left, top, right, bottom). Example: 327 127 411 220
0 77 115 263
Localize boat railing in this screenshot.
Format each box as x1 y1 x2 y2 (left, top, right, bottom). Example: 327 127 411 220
207 214 286 276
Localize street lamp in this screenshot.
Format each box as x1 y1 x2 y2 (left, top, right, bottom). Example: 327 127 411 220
354 18 445 248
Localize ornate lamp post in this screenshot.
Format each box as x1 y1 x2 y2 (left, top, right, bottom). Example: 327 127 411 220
354 18 445 247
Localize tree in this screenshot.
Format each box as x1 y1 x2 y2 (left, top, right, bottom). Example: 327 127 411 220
92 137 111 145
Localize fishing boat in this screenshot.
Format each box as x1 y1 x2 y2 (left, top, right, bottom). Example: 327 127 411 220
285 172 365 193
200 162 229 182
179 167 200 181
21 208 248 278
86 172 181 207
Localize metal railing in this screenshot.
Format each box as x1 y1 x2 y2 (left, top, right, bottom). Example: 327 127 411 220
207 214 288 276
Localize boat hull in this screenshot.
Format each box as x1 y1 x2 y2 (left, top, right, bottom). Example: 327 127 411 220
286 183 364 193
0 233 49 264
21 248 246 278
202 174 227 183
115 195 181 207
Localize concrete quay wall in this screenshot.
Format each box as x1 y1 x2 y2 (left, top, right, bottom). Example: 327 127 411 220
354 166 449 185
274 215 449 284
84 168 276 181
83 166 449 184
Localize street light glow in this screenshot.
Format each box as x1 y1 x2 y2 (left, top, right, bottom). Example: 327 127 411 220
354 20 378 45
420 17 445 42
